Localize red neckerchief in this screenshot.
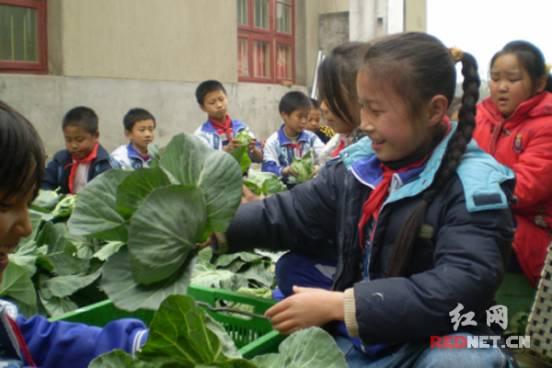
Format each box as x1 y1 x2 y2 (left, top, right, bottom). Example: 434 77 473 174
330 136 347 157
357 157 429 249
210 115 233 140
68 143 98 194
6 315 37 367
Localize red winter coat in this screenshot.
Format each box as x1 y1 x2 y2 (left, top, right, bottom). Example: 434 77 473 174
474 92 552 286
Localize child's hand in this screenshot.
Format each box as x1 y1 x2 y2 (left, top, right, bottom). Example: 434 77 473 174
248 140 263 161
241 185 262 204
264 286 344 334
223 139 242 153
195 233 227 252
282 165 297 177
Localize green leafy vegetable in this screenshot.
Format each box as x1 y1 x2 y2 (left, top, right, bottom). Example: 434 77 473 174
231 130 254 174
251 327 347 368
68 170 131 241
290 150 315 183
0 262 37 316
52 195 77 218
90 295 347 368
128 185 206 285
100 247 192 311
243 171 286 196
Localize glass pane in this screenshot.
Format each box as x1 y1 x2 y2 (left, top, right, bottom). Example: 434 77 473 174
0 4 38 62
276 2 291 33
252 40 270 78
237 0 248 25
276 44 292 80
254 0 269 29
238 39 249 77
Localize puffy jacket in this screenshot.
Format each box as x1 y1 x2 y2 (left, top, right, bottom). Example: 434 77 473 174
0 300 148 368
225 124 515 344
474 92 552 285
41 144 113 194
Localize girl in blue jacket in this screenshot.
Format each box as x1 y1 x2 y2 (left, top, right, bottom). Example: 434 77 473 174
0 100 148 368
212 33 516 367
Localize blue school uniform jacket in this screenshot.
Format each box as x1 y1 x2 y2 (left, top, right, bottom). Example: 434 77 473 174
41 145 113 194
262 125 325 183
193 119 258 152
0 300 148 368
111 143 152 170
224 123 516 344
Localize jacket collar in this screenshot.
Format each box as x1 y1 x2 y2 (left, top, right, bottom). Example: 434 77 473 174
479 91 552 127
341 122 514 211
127 143 150 161
277 125 310 145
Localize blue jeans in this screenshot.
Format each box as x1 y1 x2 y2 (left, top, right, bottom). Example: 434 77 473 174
335 334 512 368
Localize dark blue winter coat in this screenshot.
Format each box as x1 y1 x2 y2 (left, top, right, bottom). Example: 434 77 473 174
224 123 515 344
41 145 113 194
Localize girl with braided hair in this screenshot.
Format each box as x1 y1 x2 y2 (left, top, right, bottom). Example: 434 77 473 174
210 33 515 366
474 40 552 286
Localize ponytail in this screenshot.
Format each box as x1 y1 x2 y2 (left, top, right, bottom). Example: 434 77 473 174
386 51 480 277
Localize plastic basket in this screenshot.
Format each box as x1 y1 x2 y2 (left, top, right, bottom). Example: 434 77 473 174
495 272 535 318
50 285 283 358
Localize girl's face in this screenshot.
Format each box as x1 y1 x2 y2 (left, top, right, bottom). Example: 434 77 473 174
320 100 353 135
357 70 434 162
489 53 535 118
0 188 34 282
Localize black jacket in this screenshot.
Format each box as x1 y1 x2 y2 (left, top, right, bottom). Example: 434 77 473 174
41 145 113 194
225 136 515 344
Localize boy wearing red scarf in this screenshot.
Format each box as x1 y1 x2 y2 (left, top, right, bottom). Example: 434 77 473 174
193 80 262 161
42 106 113 194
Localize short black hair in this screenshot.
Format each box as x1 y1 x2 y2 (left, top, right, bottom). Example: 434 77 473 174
123 108 156 131
195 80 227 105
62 106 98 134
278 91 312 114
309 98 320 109
0 100 45 200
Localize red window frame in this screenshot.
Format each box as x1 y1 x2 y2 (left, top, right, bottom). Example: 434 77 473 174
0 0 47 73
238 0 294 84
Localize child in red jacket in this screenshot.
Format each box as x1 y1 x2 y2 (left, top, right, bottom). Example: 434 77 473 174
473 40 552 286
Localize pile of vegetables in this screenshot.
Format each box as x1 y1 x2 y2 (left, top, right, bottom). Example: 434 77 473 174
89 295 347 368
0 134 279 316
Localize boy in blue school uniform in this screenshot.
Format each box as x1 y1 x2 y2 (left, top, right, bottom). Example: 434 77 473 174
111 108 156 170
262 91 325 186
0 100 148 368
193 80 262 161
41 106 113 194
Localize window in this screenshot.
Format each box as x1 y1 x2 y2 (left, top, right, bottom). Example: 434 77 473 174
237 0 294 83
0 0 47 73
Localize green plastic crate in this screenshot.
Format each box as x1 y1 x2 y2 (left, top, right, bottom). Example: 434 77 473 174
50 285 283 359
495 272 536 318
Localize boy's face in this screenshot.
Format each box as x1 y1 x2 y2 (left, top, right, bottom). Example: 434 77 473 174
64 125 99 160
201 90 228 121
0 188 34 282
306 108 321 132
126 119 155 154
282 108 309 136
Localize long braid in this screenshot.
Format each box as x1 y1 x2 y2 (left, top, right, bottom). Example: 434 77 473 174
387 51 480 277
